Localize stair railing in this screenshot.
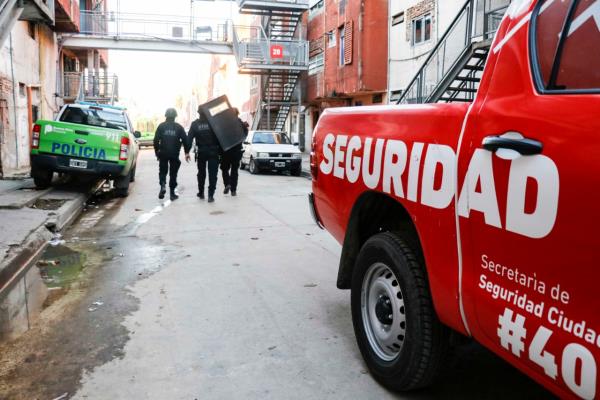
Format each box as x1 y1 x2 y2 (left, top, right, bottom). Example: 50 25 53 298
397 0 509 104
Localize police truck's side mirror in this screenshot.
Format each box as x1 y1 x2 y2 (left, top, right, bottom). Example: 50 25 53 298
293 142 299 146
134 131 141 138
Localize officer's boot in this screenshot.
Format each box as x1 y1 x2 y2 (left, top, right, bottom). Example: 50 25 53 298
158 184 166 199
223 185 230 195
208 191 215 203
170 188 179 201
197 188 205 199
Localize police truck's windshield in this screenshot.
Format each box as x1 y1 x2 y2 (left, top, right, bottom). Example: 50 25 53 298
252 132 290 144
60 107 128 131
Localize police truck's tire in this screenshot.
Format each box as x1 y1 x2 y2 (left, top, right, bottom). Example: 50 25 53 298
114 170 132 197
351 232 450 392
31 166 53 189
249 158 259 175
129 165 137 182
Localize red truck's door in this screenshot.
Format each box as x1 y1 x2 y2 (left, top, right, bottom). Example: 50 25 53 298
458 1 600 398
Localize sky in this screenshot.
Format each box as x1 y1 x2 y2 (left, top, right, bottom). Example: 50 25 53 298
106 0 238 119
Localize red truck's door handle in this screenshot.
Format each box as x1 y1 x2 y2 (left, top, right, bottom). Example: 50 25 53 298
482 132 542 155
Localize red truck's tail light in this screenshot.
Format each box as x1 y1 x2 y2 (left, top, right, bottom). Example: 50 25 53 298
119 136 130 160
31 124 41 149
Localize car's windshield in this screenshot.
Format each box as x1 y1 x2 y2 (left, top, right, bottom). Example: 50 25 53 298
60 107 128 131
252 132 290 145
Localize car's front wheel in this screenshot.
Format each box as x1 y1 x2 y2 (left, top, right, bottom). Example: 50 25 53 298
291 165 302 177
31 166 53 189
249 158 259 175
351 232 450 392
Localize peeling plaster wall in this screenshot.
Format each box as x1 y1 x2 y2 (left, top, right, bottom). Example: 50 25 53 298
0 22 38 175
0 21 56 177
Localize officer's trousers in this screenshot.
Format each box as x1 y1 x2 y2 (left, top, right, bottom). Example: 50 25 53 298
197 155 219 195
159 157 181 189
220 151 241 191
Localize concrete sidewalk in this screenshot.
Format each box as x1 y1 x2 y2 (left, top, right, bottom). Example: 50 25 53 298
0 178 93 340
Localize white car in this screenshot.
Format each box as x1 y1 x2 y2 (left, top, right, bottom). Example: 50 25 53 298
241 131 303 176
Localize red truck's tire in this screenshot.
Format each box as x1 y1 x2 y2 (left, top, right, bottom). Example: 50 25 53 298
351 232 450 391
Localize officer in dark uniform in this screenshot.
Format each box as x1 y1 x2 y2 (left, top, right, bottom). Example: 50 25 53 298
153 108 191 201
220 108 248 196
188 107 221 202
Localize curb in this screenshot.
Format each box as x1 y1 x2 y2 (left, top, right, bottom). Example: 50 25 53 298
0 225 54 298
45 193 88 232
0 188 94 299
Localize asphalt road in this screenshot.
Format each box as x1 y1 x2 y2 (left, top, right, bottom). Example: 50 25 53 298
0 150 552 399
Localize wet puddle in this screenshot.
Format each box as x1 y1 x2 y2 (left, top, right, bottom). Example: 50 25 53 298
29 198 67 210
37 244 87 289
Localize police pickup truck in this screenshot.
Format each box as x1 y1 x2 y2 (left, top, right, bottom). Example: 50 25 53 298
30 102 140 196
309 0 599 398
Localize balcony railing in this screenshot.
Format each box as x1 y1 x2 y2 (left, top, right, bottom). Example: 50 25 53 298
62 72 119 103
233 25 308 69
78 11 231 42
398 0 510 104
237 0 309 12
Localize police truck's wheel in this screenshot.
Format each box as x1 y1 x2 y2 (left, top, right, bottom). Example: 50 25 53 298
114 170 132 197
249 158 258 175
129 165 136 182
31 166 53 189
351 232 450 391
240 161 246 170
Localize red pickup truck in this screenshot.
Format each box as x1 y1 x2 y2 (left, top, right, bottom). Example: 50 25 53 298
309 0 600 398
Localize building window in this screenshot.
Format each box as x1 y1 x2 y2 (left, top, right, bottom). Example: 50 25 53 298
339 26 345 66
309 0 324 18
372 94 383 103
309 52 324 75
392 12 405 26
389 90 403 102
19 83 26 97
326 30 336 48
412 14 432 45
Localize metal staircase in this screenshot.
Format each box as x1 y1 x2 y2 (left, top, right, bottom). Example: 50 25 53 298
398 0 510 104
233 0 309 131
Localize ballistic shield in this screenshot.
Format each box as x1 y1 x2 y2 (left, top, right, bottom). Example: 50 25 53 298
198 95 245 152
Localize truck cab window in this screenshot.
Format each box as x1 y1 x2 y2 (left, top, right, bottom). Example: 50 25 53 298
533 0 600 92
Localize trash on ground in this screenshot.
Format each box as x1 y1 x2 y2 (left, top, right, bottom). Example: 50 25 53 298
304 283 318 288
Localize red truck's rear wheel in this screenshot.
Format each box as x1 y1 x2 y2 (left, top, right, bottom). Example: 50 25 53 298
351 232 450 391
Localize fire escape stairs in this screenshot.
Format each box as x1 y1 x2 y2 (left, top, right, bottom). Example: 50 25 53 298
235 0 308 132
397 0 509 105
434 42 490 103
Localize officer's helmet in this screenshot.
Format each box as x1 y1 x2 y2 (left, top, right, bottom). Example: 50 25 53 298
165 108 177 119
